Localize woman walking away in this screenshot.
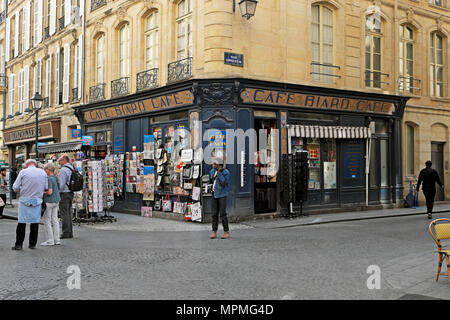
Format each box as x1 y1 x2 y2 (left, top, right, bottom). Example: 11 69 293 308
0 168 7 219
41 163 61 246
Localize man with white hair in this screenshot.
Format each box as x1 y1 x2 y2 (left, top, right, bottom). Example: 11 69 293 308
12 159 48 250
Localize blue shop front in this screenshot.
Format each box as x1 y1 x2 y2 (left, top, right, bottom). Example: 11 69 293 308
74 78 409 221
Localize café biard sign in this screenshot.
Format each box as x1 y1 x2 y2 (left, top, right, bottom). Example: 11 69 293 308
240 88 396 115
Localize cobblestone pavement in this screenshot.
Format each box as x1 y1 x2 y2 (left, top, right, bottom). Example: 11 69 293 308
0 210 449 300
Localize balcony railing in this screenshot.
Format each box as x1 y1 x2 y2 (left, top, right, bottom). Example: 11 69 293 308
0 75 7 88
111 77 129 98
0 11 6 25
43 97 49 108
59 16 65 31
136 68 158 92
310 62 341 82
44 26 50 40
89 83 106 103
72 88 79 102
91 0 107 12
168 57 192 83
398 76 421 94
365 71 390 88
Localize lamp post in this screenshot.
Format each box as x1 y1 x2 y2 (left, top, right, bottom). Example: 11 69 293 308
25 92 43 160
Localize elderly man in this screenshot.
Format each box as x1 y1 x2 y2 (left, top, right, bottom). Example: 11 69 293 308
58 155 75 239
12 159 48 250
208 158 231 239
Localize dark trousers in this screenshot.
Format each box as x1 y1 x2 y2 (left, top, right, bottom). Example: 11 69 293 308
423 189 436 214
212 196 229 232
0 194 6 216
60 192 74 237
15 223 39 247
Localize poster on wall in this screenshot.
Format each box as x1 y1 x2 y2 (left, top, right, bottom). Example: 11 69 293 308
324 162 337 189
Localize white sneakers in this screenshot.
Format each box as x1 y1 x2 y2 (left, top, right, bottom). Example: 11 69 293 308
40 240 61 246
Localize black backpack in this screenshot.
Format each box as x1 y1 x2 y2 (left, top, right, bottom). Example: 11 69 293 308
64 165 83 192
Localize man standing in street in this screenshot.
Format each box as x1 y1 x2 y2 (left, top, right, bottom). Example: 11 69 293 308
209 158 231 239
58 155 74 239
417 160 443 219
12 159 48 250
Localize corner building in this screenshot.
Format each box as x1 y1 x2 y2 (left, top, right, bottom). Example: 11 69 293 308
73 0 448 219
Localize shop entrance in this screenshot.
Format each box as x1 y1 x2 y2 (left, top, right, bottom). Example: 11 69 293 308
254 117 277 214
431 142 445 201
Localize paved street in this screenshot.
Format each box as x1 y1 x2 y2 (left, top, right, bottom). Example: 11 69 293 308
0 205 450 300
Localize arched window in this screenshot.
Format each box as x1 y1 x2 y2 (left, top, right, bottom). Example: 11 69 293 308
96 35 105 84
430 32 444 97
176 0 192 60
311 4 334 83
119 23 130 78
365 14 382 88
399 25 414 93
145 12 159 70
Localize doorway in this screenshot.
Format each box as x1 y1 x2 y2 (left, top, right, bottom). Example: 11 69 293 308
431 142 445 201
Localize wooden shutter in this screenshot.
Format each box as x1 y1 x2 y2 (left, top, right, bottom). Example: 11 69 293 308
18 70 23 113
9 74 15 115
5 17 9 62
24 1 31 51
37 0 43 44
46 55 51 104
49 0 56 36
78 34 83 99
64 0 71 27
14 12 19 57
63 43 70 103
55 48 59 105
24 66 29 111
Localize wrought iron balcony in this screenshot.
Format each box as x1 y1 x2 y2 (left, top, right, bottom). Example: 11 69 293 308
168 57 192 83
59 16 65 31
44 26 50 40
136 68 158 92
111 77 129 98
89 83 106 103
0 75 7 89
72 88 79 102
310 62 341 82
398 76 421 94
91 0 107 12
0 11 6 25
43 97 49 108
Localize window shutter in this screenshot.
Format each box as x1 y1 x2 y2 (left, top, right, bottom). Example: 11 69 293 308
24 66 29 111
38 60 42 94
18 70 23 113
25 0 31 50
37 0 43 44
9 74 15 115
63 43 70 103
0 44 4 73
5 17 9 62
74 43 78 89
14 12 19 57
55 49 59 105
45 56 51 103
49 0 56 35
64 0 71 27
78 34 83 99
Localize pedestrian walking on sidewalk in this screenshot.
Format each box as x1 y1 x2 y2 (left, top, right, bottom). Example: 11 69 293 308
58 155 74 239
11 159 48 250
209 158 231 239
417 160 443 219
41 163 61 246
0 168 8 219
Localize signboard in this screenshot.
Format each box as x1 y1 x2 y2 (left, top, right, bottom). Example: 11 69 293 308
72 129 81 138
82 136 94 146
37 142 47 147
83 90 194 123
241 88 396 115
224 52 244 67
208 130 227 148
344 143 362 179
113 135 123 153
3 120 61 145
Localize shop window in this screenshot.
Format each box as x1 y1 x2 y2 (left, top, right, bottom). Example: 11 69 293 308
406 124 415 175
288 112 339 122
380 139 388 187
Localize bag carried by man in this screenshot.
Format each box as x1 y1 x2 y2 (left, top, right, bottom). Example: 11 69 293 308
64 165 83 192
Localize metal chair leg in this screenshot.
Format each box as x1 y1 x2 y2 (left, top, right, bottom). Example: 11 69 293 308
446 255 450 284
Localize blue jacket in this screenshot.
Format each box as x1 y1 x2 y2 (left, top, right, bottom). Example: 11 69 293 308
209 168 230 198
18 197 42 224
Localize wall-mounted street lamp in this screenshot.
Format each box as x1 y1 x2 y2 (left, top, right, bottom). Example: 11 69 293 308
233 0 258 20
25 92 43 160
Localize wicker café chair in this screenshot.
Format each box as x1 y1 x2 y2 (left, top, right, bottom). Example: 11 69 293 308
429 219 450 283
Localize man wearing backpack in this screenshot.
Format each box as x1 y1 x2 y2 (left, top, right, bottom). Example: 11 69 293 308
58 155 75 239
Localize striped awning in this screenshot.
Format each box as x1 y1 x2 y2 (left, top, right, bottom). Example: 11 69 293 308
288 125 371 139
37 141 83 155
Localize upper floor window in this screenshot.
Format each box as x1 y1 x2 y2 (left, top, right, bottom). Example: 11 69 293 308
96 35 105 84
145 12 159 70
399 25 414 93
365 15 382 88
430 32 444 97
311 4 334 83
429 0 445 7
119 23 130 78
176 0 192 60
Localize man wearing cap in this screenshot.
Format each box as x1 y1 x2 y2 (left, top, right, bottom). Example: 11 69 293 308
12 159 48 250
417 160 443 219
209 158 231 239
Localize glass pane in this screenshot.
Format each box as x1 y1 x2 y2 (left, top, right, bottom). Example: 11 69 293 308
365 53 371 69
380 140 388 187
311 23 320 42
373 54 381 71
311 5 319 24
375 120 387 134
406 60 413 76
323 139 336 190
406 125 414 175
436 66 443 81
307 139 321 190
323 25 333 45
323 44 333 64
437 49 443 65
406 43 413 60
430 66 435 96
373 37 381 54
365 36 371 53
